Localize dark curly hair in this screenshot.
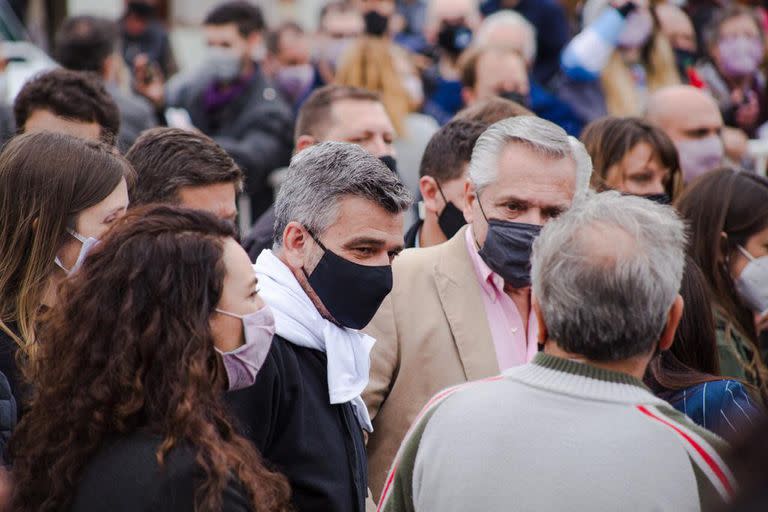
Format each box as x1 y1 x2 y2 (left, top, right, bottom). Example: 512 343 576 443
10 205 291 511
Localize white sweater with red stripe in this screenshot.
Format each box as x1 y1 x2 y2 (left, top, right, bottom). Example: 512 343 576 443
378 353 735 512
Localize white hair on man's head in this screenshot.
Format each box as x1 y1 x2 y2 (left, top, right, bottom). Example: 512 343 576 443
426 0 480 28
474 10 537 63
468 116 592 197
531 191 687 361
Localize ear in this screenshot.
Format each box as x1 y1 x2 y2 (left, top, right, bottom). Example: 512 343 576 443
462 179 475 224
419 176 441 214
281 221 310 269
532 294 548 346
461 87 475 107
658 294 684 352
295 135 317 154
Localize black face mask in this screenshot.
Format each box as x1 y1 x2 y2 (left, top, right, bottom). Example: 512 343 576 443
673 47 696 79
640 193 671 205
379 155 398 175
436 181 466 239
476 198 542 288
437 22 473 56
303 230 393 330
364 10 390 37
499 90 530 108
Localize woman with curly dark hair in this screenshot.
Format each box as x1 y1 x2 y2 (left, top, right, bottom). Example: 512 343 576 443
9 205 291 512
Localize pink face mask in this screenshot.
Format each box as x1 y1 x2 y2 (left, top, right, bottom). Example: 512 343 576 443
215 304 276 391
718 36 764 77
675 136 724 183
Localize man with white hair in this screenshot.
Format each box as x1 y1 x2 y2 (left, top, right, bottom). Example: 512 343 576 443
228 142 411 512
474 10 537 66
363 116 593 501
379 192 735 512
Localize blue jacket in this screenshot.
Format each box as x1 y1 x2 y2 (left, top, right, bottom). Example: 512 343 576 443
660 380 763 441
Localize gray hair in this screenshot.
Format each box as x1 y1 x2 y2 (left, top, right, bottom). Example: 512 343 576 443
475 10 537 63
468 116 593 196
274 142 411 245
531 191 687 361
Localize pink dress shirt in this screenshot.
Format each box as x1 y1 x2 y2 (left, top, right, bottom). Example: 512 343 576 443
465 226 539 371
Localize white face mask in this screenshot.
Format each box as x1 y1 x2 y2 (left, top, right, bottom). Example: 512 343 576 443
207 46 243 82
214 304 275 391
55 229 99 275
735 245 768 316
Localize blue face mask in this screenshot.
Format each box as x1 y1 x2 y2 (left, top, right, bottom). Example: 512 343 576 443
476 198 542 288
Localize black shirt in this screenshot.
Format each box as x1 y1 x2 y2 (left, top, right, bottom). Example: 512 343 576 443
227 336 368 512
0 325 22 406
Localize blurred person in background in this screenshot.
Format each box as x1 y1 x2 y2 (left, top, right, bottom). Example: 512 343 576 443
135 1 293 221
645 255 763 441
646 85 725 184
336 36 439 202
364 117 592 501
420 0 480 124
478 0 570 85
244 85 398 261
0 133 132 408
562 0 681 117
355 0 399 38
406 119 486 248
676 168 768 404
12 68 120 145
228 142 411 512
265 22 324 114
55 15 157 151
655 2 700 83
120 0 177 78
315 1 364 85
126 128 244 224
581 116 682 203
451 93 532 123
9 206 291 512
696 5 768 139
460 42 588 135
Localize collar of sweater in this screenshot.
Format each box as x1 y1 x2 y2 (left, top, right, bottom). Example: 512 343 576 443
505 353 668 406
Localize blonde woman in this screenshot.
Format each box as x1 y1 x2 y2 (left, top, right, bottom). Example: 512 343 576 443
561 0 680 116
335 36 438 205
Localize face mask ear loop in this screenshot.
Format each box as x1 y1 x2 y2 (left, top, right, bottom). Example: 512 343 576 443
435 180 450 214
302 226 328 282
738 245 756 262
474 191 491 251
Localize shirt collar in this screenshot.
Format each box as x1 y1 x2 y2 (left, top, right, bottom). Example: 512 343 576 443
465 225 505 301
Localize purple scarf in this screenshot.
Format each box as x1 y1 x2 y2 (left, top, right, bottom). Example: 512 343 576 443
203 73 254 113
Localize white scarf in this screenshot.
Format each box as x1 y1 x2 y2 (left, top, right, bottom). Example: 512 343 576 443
254 249 374 432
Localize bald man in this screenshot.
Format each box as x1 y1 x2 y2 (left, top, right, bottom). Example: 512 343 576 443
646 85 725 183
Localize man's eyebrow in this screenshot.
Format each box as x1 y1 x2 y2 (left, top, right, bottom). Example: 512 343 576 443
494 194 531 206
342 237 387 247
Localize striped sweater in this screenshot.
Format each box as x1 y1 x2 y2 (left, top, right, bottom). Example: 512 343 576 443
378 353 735 512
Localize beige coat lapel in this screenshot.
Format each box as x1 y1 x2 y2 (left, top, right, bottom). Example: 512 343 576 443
433 226 499 381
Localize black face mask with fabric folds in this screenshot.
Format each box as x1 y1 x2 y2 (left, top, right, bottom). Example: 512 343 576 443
476 198 542 288
437 22 473 56
435 181 466 239
364 10 389 37
303 230 393 330
379 155 398 175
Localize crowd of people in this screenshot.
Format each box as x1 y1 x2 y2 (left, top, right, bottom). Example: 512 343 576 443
0 0 768 510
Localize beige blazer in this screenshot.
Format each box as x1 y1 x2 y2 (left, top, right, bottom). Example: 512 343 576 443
363 226 498 502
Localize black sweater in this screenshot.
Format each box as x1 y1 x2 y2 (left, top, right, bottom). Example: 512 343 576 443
227 335 368 512
71 432 251 511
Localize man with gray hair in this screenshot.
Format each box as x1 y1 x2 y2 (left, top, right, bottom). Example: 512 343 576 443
379 191 735 512
364 115 592 501
227 141 410 512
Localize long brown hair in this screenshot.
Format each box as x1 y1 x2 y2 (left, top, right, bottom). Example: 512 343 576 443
581 116 683 199
601 3 680 115
335 36 413 135
10 205 291 512
645 256 724 393
676 168 768 395
0 131 133 348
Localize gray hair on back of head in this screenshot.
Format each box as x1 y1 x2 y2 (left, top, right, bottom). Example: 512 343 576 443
274 141 412 245
531 191 687 361
475 10 537 62
468 116 593 197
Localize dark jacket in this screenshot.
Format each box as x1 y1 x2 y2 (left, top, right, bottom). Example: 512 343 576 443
71 432 251 512
106 84 158 153
227 335 367 512
244 205 276 262
404 219 421 249
0 370 16 466
170 69 294 218
0 326 23 409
